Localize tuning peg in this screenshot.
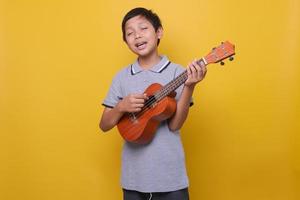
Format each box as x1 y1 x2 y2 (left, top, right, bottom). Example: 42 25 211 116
220 61 225 66
229 57 234 61
212 47 216 50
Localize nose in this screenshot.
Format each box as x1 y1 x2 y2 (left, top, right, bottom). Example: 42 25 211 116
134 31 141 39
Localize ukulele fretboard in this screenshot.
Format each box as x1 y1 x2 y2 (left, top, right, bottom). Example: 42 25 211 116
154 58 206 101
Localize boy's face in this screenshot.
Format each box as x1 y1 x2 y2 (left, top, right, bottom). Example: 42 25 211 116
124 15 163 57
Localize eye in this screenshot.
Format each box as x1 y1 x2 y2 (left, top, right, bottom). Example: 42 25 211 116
127 32 133 36
141 27 148 30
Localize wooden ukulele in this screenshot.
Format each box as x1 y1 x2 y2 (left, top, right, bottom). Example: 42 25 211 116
117 41 235 144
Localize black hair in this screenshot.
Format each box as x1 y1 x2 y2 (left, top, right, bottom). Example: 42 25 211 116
121 7 163 45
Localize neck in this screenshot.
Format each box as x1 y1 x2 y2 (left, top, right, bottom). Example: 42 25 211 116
138 51 161 69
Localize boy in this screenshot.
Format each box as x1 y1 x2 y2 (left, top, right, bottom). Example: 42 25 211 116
100 7 207 200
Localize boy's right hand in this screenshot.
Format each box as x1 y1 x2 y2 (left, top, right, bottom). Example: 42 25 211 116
116 94 149 113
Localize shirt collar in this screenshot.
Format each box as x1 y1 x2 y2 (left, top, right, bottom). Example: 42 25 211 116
131 55 171 75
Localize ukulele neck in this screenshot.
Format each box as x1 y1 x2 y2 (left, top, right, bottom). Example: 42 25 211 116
154 58 207 101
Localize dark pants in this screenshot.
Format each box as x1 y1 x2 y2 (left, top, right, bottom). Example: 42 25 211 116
123 188 189 200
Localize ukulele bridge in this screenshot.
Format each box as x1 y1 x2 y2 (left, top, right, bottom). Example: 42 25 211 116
129 113 139 124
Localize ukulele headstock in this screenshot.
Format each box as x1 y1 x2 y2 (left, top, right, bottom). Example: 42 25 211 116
204 41 235 65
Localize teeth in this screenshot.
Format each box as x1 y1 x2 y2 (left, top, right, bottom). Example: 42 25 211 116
136 42 146 47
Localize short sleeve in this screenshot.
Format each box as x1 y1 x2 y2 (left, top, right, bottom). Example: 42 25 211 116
174 65 194 107
102 73 123 108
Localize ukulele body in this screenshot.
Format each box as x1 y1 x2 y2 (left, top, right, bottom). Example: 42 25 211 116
117 83 177 144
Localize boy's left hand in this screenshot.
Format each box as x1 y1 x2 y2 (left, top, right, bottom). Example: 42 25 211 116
185 59 207 87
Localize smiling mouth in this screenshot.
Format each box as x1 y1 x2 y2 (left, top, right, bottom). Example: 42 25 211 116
135 42 147 48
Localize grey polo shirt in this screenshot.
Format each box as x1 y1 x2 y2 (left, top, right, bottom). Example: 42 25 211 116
102 55 192 192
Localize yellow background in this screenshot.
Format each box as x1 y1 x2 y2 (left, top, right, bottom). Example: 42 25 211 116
1 0 299 199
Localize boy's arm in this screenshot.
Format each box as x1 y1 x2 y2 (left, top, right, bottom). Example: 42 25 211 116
168 60 207 132
99 106 124 132
99 94 148 132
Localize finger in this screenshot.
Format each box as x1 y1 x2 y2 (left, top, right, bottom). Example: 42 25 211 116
132 98 145 104
143 93 149 100
202 65 207 77
135 103 144 108
190 64 197 79
193 60 201 70
132 107 142 112
197 66 202 80
187 64 192 76
133 94 148 100
193 61 202 79
199 64 206 78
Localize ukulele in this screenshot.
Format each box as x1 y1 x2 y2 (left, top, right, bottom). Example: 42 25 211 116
117 41 235 144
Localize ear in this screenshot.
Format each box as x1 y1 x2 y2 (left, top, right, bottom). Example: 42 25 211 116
156 27 163 39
